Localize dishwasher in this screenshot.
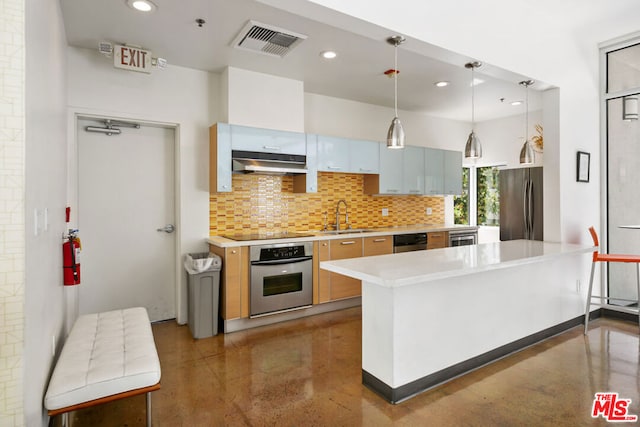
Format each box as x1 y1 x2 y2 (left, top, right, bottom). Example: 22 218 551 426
393 233 427 253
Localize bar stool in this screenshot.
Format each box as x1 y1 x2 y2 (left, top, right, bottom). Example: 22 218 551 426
584 226 640 334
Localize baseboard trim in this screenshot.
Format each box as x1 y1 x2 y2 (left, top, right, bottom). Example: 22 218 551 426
223 297 361 333
602 307 639 323
363 314 585 404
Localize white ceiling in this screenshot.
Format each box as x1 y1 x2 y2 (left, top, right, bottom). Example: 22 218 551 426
59 0 546 122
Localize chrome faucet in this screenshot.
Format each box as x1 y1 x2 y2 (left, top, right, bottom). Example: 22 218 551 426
335 199 350 231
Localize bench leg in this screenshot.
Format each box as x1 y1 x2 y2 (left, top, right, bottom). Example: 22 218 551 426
146 391 152 427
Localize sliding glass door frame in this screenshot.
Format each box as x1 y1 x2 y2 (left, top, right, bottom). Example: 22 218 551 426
600 33 640 301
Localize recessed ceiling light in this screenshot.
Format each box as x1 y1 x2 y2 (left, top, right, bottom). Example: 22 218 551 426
511 100 523 106
126 0 157 12
434 81 449 87
320 50 337 59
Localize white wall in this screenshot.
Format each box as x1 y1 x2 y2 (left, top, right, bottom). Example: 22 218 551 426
66 46 214 325
305 92 469 148
0 1 26 425
475 110 543 169
269 0 640 245
224 67 305 132
24 0 68 425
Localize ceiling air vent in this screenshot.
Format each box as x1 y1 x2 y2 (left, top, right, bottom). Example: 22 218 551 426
231 20 307 58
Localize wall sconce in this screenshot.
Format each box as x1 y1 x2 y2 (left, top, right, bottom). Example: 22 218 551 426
623 95 638 121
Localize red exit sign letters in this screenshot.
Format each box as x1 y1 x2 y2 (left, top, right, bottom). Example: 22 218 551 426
114 45 152 73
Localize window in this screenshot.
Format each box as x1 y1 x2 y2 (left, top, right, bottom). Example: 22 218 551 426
477 167 500 226
603 40 640 304
454 168 470 225
454 166 500 227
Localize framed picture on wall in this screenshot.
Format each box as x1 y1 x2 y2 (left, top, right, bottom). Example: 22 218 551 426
577 151 590 182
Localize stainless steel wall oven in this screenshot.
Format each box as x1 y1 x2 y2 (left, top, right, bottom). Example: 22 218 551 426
250 241 313 317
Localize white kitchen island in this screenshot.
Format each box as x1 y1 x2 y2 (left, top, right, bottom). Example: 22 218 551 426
320 240 594 403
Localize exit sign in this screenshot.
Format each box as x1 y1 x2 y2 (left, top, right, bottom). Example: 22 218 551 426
114 45 152 73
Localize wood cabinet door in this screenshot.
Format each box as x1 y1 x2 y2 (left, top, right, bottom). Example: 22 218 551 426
363 235 393 256
316 241 330 303
209 245 249 320
427 232 448 249
328 238 363 301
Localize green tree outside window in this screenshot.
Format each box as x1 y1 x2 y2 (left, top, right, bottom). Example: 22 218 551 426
454 168 469 225
477 167 500 226
454 166 500 226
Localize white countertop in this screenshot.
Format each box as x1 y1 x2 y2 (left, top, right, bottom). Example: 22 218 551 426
321 240 594 288
207 224 477 248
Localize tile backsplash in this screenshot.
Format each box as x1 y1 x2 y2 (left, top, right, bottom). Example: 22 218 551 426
210 172 444 235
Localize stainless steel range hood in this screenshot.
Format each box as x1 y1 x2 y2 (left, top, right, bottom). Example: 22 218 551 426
232 150 308 175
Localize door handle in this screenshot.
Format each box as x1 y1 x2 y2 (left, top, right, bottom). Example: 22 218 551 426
157 224 175 233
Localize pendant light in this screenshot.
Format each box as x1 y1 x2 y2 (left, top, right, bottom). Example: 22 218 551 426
519 80 535 165
386 36 406 149
464 62 482 159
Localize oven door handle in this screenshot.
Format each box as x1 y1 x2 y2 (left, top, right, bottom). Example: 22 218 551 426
251 256 313 266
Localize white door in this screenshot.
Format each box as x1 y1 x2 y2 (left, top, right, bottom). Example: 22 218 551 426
77 117 176 321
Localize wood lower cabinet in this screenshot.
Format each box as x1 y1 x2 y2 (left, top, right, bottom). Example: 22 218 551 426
329 238 363 300
315 241 330 304
427 231 448 249
315 237 364 303
209 245 249 320
315 235 393 304
363 235 393 256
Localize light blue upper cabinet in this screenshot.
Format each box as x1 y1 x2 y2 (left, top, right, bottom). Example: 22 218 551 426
317 135 350 172
376 143 404 194
317 136 380 174
349 139 380 174
424 148 444 195
230 124 306 155
210 123 232 193
443 150 463 195
292 134 318 193
403 146 425 195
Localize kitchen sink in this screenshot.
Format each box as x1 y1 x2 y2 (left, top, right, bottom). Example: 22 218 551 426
317 228 376 235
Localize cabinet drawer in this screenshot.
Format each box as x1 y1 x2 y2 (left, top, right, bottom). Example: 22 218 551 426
363 235 393 256
427 232 448 249
329 238 363 259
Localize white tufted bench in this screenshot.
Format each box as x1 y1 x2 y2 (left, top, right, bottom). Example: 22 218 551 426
44 307 161 426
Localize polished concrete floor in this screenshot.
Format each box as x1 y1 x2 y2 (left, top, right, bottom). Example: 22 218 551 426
66 308 640 426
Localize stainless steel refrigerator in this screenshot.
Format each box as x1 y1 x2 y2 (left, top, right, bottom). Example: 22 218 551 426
499 167 543 241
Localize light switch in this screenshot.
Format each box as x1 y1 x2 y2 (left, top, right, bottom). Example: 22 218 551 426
381 208 389 217
426 208 433 215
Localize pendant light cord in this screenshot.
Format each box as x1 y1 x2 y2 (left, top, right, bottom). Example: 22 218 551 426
471 65 475 131
525 83 529 143
394 43 398 117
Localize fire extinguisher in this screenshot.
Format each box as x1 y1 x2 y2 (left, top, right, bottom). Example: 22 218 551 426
63 229 81 286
